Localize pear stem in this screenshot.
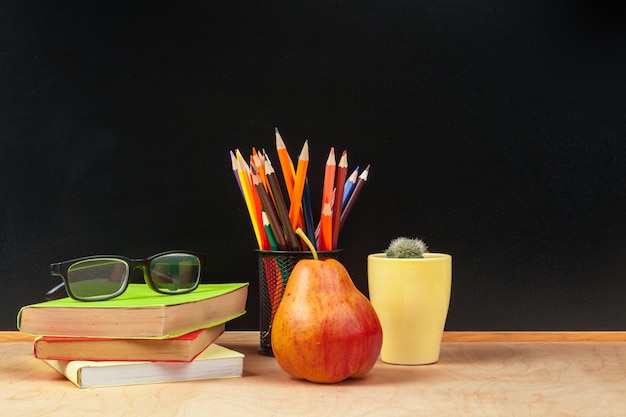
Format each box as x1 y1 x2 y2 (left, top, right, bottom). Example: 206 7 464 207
296 227 318 260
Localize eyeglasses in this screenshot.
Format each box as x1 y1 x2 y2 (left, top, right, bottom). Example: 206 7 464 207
47 251 206 301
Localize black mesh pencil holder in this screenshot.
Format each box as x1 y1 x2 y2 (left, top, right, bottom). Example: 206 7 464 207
257 249 341 356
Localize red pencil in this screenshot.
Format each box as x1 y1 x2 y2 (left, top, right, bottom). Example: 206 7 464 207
332 151 348 249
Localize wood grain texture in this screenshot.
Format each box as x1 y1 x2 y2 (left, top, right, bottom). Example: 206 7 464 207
3 330 626 343
1 331 625 416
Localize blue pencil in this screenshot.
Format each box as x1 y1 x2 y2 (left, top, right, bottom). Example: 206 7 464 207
342 166 359 209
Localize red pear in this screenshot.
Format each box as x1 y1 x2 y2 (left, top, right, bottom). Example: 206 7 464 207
271 257 383 383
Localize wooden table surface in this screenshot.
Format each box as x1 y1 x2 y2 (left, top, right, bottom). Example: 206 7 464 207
1 331 625 417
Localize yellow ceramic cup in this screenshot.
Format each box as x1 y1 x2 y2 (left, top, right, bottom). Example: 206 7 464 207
367 253 452 365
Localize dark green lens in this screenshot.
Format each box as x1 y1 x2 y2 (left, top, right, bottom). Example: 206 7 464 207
67 258 129 300
149 253 200 293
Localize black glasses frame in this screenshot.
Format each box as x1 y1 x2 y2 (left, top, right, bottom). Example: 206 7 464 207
47 250 206 301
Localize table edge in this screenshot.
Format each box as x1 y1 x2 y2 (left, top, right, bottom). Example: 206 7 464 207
2 330 625 343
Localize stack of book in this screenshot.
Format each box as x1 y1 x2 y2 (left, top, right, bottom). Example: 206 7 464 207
17 282 249 388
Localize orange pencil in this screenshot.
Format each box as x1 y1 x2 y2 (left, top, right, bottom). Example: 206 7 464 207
321 147 336 202
251 170 270 250
315 187 334 243
319 199 333 251
256 151 269 192
320 147 336 225
275 127 295 197
288 140 309 229
332 150 348 249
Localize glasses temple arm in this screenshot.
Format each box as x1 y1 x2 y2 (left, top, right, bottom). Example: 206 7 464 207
44 282 67 301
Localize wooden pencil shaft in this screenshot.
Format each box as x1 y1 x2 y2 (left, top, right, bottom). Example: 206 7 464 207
253 175 288 251
332 151 348 249
275 129 295 196
288 141 309 226
340 165 369 231
320 200 333 251
302 179 317 249
266 163 299 250
236 153 263 249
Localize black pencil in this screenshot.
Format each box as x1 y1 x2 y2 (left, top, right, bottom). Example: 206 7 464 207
339 164 369 231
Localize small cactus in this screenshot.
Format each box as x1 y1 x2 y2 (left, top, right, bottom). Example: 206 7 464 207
385 237 428 258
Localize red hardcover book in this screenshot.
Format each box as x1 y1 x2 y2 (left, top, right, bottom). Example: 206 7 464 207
34 324 225 362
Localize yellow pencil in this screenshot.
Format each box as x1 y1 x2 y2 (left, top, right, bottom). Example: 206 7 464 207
235 150 263 249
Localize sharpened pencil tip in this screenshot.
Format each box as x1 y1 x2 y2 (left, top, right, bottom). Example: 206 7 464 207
326 147 336 165
275 130 285 149
300 140 309 160
360 164 370 180
338 151 348 167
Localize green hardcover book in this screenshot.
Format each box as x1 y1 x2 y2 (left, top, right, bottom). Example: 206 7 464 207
18 283 248 338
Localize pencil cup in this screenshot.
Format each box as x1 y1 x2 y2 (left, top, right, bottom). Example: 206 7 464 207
257 249 340 356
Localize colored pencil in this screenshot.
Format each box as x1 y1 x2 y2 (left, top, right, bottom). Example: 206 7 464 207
251 151 264 185
332 151 348 249
253 172 288 251
265 159 300 250
302 178 317 250
317 147 336 246
340 164 370 231
231 132 368 253
315 188 334 244
235 150 263 249
251 173 270 250
321 147 336 213
248 153 270 250
275 128 295 197
288 141 309 228
262 210 278 250
261 150 278 204
342 166 359 209
319 199 333 251
256 151 269 192
230 150 243 197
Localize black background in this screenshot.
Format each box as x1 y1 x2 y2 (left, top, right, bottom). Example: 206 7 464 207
2 1 625 331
